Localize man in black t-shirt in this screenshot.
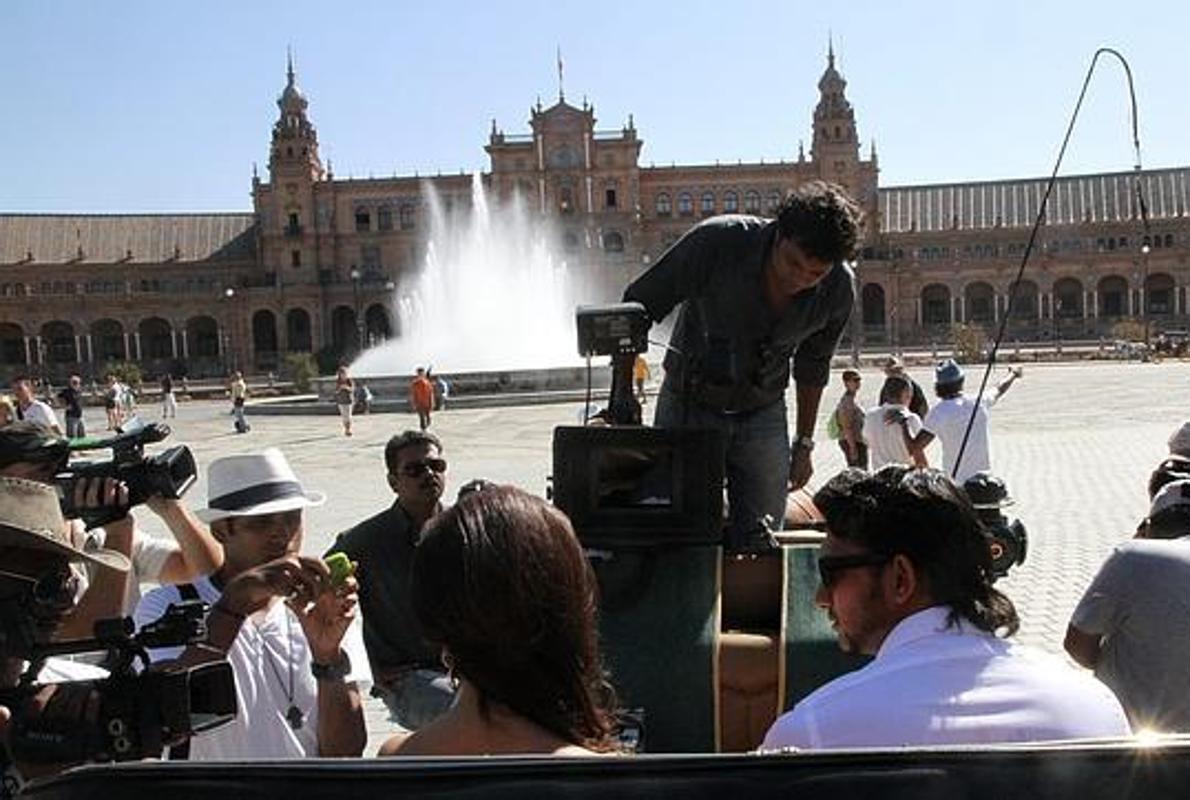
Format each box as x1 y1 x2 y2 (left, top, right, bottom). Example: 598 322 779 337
56 375 85 439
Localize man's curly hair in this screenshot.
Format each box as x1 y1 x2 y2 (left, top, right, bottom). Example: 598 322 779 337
813 465 1019 637
775 180 865 263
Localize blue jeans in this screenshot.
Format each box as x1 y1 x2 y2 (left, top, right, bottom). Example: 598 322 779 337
653 385 789 545
375 668 456 731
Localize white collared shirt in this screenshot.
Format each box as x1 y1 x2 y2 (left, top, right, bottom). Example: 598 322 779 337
763 606 1131 750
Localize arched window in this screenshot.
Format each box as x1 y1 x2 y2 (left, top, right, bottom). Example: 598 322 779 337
656 193 672 216
744 191 761 213
700 192 715 215
724 191 739 213
354 208 371 232
602 231 625 253
377 206 393 231
766 191 782 212
678 193 693 216
400 204 416 230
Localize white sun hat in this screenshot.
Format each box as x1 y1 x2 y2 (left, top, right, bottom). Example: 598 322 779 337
196 448 326 523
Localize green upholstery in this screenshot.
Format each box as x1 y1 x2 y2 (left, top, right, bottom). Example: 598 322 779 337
593 545 721 753
780 544 870 711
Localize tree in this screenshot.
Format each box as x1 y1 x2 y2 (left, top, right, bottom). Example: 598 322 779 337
950 323 987 363
283 352 319 393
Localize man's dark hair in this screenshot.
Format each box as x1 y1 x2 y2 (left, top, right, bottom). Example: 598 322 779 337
879 375 911 405
813 464 1019 637
1149 456 1190 499
384 429 443 474
935 379 964 400
774 180 864 264
412 485 618 751
841 369 860 383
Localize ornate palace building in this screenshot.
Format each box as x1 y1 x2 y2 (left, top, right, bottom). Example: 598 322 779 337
2 48 1187 380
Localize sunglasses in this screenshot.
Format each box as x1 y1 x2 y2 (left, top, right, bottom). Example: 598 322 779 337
400 457 447 478
817 552 892 588
0 567 79 608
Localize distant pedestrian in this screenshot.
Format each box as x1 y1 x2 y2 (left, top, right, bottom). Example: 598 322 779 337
434 374 450 411
354 381 373 415
335 365 355 436
913 360 1021 483
58 374 86 438
160 373 177 419
633 355 650 405
103 373 122 430
882 355 929 420
833 369 867 468
11 376 62 435
409 367 435 431
230 370 249 433
865 374 928 470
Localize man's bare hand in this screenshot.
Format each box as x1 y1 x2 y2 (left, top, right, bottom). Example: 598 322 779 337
788 446 813 491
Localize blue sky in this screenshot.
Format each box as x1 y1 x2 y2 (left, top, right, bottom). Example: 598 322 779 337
1 0 1184 212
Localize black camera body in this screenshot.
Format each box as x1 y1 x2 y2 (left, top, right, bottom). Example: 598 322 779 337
962 472 1028 581
56 419 197 527
0 602 237 765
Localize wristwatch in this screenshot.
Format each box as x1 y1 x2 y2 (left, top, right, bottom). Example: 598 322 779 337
793 435 815 451
311 650 352 682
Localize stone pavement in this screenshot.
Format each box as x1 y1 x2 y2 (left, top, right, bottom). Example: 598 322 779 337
100 360 1186 752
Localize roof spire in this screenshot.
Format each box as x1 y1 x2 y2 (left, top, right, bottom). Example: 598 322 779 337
828 31 835 68
287 46 295 86
556 46 565 102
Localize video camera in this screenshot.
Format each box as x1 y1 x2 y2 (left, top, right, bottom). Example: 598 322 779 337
576 302 651 426
0 601 236 765
57 418 197 528
962 472 1028 580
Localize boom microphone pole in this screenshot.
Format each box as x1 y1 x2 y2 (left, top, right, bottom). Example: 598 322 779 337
953 47 1150 479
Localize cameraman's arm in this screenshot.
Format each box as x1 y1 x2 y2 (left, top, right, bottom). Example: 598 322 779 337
56 480 132 641
147 498 223 583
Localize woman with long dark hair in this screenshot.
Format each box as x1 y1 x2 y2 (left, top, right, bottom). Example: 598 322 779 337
379 485 618 755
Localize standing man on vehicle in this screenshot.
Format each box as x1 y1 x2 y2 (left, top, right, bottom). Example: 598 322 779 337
623 181 862 549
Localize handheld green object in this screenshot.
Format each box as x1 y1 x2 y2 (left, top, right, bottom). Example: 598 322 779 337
325 552 356 588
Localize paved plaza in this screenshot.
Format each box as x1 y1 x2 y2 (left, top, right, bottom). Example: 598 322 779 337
104 359 1185 750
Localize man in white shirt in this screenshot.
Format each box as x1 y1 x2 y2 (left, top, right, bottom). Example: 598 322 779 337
862 375 927 470
135 448 368 760
906 360 1021 484
762 465 1130 750
10 377 62 436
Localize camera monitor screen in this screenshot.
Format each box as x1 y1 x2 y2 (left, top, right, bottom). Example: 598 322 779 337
552 425 724 548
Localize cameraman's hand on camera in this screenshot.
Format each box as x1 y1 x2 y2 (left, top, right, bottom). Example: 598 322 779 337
72 476 133 538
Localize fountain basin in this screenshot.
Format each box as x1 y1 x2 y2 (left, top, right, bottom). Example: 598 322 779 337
248 364 613 416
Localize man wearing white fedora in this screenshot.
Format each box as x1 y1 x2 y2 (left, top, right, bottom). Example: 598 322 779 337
0 475 131 788
134 448 368 759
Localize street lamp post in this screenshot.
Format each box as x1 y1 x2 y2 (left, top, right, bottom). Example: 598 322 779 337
349 267 363 352
1141 240 1152 351
223 287 236 374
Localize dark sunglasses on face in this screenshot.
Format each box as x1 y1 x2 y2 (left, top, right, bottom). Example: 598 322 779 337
401 457 447 478
0 567 79 608
817 552 893 588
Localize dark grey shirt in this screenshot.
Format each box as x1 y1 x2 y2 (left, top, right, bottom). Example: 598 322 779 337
624 214 854 413
326 502 440 676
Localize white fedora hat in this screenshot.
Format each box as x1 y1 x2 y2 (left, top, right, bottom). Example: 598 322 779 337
0 477 130 571
196 448 325 523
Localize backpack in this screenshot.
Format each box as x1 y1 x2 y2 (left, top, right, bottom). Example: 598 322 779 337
826 407 842 440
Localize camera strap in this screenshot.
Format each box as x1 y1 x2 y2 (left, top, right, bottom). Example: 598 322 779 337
166 583 201 761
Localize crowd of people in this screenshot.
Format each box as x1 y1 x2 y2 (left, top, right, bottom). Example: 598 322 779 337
2 178 1187 792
